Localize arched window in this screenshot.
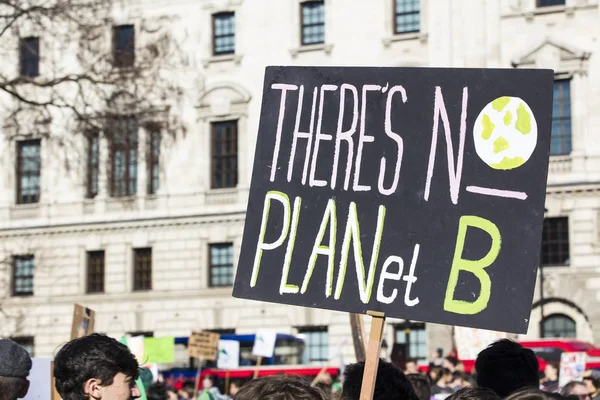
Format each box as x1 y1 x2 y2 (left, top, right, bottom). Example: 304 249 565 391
541 314 576 338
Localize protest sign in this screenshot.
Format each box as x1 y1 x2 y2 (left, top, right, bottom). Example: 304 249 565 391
128 335 145 364
218 340 240 369
559 352 587 388
24 358 53 400
233 66 553 334
143 337 175 364
454 327 507 360
71 304 95 339
252 329 277 358
188 331 220 360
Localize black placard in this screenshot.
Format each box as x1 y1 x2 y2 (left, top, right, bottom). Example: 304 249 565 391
233 66 553 334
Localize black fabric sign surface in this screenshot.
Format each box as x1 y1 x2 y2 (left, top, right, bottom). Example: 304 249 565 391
233 66 553 334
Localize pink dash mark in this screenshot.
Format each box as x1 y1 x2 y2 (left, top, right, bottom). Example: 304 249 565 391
466 186 528 200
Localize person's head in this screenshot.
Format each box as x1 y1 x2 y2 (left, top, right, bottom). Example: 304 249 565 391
233 375 325 400
443 357 460 372
437 368 452 386
181 381 195 398
148 382 172 400
405 359 419 375
475 339 539 397
53 333 140 400
0 339 32 400
429 366 444 384
506 388 567 400
341 359 419 400
406 373 431 400
545 363 559 381
446 388 501 400
561 382 591 400
230 379 242 396
583 377 599 397
203 375 214 390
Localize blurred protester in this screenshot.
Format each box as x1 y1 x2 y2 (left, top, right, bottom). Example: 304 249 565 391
406 359 421 375
431 368 454 399
561 381 591 400
430 349 445 369
233 375 325 400
200 375 224 400
148 383 178 400
541 363 560 392
450 372 472 391
0 339 32 400
406 373 431 400
506 388 572 400
340 359 418 400
475 339 539 398
228 379 242 398
54 333 140 400
179 381 195 399
443 357 460 373
582 371 600 400
446 388 501 400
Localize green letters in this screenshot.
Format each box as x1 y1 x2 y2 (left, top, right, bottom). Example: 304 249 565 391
444 215 501 315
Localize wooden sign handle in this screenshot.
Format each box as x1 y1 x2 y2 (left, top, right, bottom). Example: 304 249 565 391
193 357 204 399
350 313 367 362
253 356 263 379
359 311 386 400
311 366 328 387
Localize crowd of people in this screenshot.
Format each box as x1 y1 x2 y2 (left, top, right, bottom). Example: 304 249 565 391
1 335 600 400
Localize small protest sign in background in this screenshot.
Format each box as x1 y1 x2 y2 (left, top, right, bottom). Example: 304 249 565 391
143 337 175 364
559 352 587 388
188 331 220 360
252 329 277 358
233 66 553 334
71 304 95 339
454 327 507 361
218 340 240 369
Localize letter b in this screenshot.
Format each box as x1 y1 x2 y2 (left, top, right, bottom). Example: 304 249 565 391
444 215 501 315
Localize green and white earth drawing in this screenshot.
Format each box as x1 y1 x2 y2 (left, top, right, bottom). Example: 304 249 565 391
473 96 537 170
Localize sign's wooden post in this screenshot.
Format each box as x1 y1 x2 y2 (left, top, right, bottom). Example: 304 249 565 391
225 370 231 395
350 313 367 362
359 311 386 400
311 366 328 387
253 356 263 379
193 356 204 400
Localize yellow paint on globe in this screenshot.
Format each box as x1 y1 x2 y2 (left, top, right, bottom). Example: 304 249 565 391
473 96 537 170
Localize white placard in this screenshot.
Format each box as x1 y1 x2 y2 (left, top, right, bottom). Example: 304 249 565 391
24 358 52 400
252 329 277 358
217 340 240 369
559 352 587 388
454 327 507 360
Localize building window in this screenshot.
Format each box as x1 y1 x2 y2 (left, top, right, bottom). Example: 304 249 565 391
211 121 238 189
109 116 138 197
11 337 34 356
298 326 328 363
541 314 576 338
541 217 570 266
209 243 234 287
537 0 565 7
394 0 420 34
213 12 235 55
147 128 160 195
113 25 135 68
301 1 325 45
133 248 152 291
20 37 40 77
551 80 572 155
86 132 99 198
16 140 41 205
87 251 105 294
395 322 427 362
13 255 34 297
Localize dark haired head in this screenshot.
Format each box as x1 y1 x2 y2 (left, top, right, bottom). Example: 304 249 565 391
53 334 139 400
147 382 168 400
475 339 539 398
341 359 419 400
233 375 325 400
406 373 431 400
446 356 459 367
447 388 501 400
506 388 569 400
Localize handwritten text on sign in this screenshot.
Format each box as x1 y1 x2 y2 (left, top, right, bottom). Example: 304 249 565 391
233 67 553 333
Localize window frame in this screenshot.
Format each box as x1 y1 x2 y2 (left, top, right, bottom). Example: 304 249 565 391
112 25 135 68
19 37 40 77
212 12 236 56
147 127 161 195
298 326 329 363
537 0 566 7
551 79 572 156
133 248 152 291
541 313 576 338
541 217 570 267
109 116 138 197
393 0 421 35
16 139 41 205
12 255 34 297
210 120 238 189
394 321 427 362
86 250 105 294
300 1 325 46
86 131 100 199
11 336 34 356
208 243 234 288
